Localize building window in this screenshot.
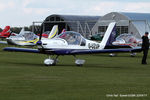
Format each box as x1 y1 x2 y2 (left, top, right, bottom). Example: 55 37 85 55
121 26 128 33
98 26 128 36
98 26 108 33
116 26 128 35
50 17 54 21
116 26 121 35
56 17 60 21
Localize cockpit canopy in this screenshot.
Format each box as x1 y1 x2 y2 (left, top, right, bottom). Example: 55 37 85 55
116 33 140 43
18 32 38 40
56 31 86 46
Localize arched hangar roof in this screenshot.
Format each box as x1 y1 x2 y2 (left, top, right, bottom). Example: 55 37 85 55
120 12 150 22
120 12 150 36
46 14 100 21
94 12 150 37
43 14 100 35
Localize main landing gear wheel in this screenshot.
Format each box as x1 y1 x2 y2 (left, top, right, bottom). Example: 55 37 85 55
75 59 85 66
44 55 59 66
109 53 116 57
130 53 136 57
44 59 57 66
74 55 85 66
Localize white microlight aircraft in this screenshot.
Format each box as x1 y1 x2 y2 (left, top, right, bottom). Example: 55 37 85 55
6 25 58 46
112 33 142 47
3 22 141 66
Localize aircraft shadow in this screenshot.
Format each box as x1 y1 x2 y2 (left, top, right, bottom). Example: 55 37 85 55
6 62 44 67
4 61 127 69
85 64 122 69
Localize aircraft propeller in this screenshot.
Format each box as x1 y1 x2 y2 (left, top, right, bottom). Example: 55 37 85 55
36 25 43 45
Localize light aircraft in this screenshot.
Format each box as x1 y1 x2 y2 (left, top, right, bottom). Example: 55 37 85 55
108 33 142 57
3 22 141 66
6 25 58 46
112 33 142 47
111 33 150 57
0 26 16 38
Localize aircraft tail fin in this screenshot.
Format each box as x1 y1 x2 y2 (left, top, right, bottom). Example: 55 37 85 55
19 27 25 35
2 26 10 33
100 22 116 49
0 26 11 37
48 25 58 39
61 29 66 33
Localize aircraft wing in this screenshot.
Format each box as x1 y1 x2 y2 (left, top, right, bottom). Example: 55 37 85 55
37 47 142 55
70 48 142 55
68 48 141 54
3 47 40 53
3 47 56 54
44 47 142 55
3 47 142 55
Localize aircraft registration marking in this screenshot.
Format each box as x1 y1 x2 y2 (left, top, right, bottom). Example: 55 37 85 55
88 43 100 49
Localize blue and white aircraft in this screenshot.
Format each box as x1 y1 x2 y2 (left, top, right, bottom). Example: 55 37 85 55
3 22 141 66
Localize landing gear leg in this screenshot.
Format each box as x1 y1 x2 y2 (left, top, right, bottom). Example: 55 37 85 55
73 55 85 66
44 55 59 66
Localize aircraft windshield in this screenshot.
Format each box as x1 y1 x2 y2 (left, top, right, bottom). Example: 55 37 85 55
57 31 83 45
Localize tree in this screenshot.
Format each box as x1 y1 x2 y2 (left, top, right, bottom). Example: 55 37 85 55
10 27 22 34
0 28 2 32
10 25 42 34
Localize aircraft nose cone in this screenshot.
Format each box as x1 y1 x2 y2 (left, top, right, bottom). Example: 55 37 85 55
37 41 42 45
6 39 14 45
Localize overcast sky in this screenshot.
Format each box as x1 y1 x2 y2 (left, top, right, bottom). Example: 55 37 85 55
0 0 150 28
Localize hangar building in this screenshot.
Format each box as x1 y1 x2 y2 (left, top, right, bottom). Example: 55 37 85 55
92 12 150 38
41 14 100 38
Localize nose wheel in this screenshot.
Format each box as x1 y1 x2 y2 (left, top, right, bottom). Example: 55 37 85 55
75 59 85 66
44 55 59 66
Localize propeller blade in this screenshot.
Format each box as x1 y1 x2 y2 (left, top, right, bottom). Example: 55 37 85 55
36 24 43 46
39 24 43 41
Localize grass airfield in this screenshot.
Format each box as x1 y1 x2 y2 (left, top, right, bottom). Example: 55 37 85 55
0 46 150 100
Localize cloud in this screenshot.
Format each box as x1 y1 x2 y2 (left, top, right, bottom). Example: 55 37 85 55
90 1 150 15
90 2 119 15
124 2 150 12
0 3 6 11
0 1 15 11
19 0 150 16
0 0 150 28
22 0 35 7
23 7 50 15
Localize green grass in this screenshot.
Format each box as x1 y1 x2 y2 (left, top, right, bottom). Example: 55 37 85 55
0 45 150 100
